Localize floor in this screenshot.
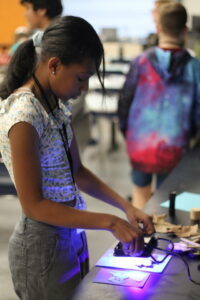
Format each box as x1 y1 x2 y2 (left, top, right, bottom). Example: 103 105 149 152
0 118 132 300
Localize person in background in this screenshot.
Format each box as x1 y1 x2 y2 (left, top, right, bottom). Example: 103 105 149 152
10 26 30 56
0 16 154 299
152 0 176 27
152 0 195 56
143 0 176 50
10 0 63 56
118 3 200 209
0 46 10 66
20 0 63 30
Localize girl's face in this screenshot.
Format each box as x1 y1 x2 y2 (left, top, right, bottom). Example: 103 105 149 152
49 58 97 102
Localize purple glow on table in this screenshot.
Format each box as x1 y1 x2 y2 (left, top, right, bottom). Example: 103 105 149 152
96 248 172 273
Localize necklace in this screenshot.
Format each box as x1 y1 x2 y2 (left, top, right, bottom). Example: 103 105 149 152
32 73 75 185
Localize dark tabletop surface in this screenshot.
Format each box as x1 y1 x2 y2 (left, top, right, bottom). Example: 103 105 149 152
70 145 200 300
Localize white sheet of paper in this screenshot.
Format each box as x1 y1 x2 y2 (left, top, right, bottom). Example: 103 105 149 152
96 248 171 273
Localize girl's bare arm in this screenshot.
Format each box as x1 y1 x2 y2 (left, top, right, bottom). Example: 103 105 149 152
72 135 154 235
8 121 145 251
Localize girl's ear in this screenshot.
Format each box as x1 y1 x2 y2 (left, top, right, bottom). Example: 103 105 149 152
48 57 61 76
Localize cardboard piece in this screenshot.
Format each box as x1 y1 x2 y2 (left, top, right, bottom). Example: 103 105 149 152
152 214 199 237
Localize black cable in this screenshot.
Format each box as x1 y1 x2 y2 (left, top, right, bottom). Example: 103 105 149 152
169 250 200 285
151 237 200 286
150 237 174 263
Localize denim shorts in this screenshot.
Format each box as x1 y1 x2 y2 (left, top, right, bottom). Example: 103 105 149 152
131 169 168 188
8 214 89 300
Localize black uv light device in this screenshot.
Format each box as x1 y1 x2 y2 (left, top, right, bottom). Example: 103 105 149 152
114 236 158 257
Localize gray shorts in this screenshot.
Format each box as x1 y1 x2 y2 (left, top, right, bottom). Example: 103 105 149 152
8 214 89 300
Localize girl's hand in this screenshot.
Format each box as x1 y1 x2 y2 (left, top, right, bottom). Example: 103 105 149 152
109 216 144 256
125 204 155 236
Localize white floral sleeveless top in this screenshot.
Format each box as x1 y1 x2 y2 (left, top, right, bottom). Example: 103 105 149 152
0 91 86 209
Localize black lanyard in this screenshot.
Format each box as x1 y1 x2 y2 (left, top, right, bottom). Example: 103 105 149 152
32 74 75 185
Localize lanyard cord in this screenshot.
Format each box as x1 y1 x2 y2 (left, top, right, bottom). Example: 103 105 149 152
32 74 75 185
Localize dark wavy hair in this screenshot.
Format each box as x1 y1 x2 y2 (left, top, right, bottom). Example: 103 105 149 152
20 0 63 19
0 16 105 99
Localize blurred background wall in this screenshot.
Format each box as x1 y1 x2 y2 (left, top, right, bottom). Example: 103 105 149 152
0 0 26 46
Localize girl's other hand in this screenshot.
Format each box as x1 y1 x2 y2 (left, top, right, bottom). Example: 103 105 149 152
109 216 144 256
125 204 155 236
